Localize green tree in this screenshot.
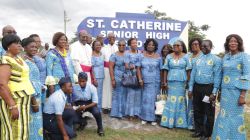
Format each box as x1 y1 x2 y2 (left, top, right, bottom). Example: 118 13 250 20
145 5 210 41
69 32 78 44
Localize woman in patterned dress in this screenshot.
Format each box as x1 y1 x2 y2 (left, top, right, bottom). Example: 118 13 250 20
33 53 46 104
160 44 173 91
0 34 35 140
136 38 161 125
45 32 77 95
109 39 127 118
124 38 142 119
160 40 191 129
22 37 43 140
212 34 250 140
92 40 105 112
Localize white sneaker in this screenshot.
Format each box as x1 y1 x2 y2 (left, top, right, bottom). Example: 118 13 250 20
151 122 157 126
141 120 147 125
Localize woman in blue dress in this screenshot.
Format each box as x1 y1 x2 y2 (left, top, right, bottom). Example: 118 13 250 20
45 32 77 95
92 40 105 112
124 38 142 119
212 34 250 140
187 38 203 130
109 39 127 118
136 38 161 125
22 37 43 140
160 40 191 129
160 44 173 90
33 55 47 104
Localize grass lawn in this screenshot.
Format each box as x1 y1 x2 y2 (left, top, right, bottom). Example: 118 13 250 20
75 94 250 140
75 127 196 140
75 114 250 140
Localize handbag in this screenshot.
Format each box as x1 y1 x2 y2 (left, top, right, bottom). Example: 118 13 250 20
121 70 139 88
155 89 168 115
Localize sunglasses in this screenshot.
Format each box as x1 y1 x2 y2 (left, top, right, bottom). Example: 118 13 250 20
118 44 125 46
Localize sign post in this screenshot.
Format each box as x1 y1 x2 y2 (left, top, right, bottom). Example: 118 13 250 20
77 12 188 51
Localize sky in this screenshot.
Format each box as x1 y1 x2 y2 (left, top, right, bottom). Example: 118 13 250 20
0 0 249 54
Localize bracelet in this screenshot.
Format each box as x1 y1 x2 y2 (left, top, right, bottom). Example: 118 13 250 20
32 104 39 107
139 79 143 83
9 105 17 110
240 95 245 98
161 82 167 86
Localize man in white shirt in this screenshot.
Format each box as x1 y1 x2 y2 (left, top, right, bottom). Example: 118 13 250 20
101 32 118 112
70 30 92 83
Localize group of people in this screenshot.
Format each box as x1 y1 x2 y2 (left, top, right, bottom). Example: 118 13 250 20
0 24 249 140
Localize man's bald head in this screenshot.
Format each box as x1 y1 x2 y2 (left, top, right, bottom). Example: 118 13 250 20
107 32 115 45
108 32 115 38
2 25 16 37
96 34 104 46
78 30 88 45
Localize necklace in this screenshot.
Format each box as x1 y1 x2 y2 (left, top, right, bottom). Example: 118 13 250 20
57 48 67 57
173 53 183 64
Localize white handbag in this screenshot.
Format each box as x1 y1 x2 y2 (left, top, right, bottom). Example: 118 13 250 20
155 90 167 115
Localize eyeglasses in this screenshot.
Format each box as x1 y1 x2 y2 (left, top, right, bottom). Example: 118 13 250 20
5 30 17 35
173 44 181 47
201 45 211 48
118 44 125 46
192 43 199 46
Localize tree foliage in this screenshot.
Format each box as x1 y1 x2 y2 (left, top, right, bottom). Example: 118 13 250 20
145 5 210 41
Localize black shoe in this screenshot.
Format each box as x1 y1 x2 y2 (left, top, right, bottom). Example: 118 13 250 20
97 128 105 137
77 121 88 131
103 109 109 114
191 132 202 138
199 136 209 140
189 129 195 132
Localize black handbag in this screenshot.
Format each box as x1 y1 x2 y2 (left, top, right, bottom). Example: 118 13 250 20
122 70 139 88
